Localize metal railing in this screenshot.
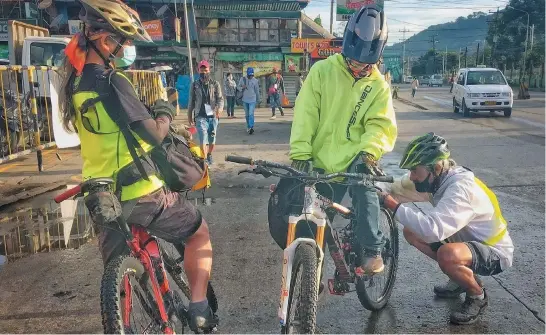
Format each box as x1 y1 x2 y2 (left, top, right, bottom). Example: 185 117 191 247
0 66 166 171
0 65 57 171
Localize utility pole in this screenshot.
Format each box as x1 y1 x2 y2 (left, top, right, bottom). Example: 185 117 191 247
458 47 461 69
464 47 468 67
399 27 411 77
475 43 480 66
329 0 334 34
442 46 447 74
487 7 500 67
528 24 535 82
482 39 486 64
183 0 194 82
430 34 438 73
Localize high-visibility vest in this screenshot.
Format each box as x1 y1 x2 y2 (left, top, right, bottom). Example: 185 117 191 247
474 177 507 246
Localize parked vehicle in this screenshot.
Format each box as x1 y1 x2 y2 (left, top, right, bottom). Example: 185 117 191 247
429 74 443 87
403 75 413 84
419 75 430 86
452 67 513 117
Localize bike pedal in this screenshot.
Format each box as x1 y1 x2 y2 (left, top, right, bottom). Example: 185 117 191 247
328 279 345 296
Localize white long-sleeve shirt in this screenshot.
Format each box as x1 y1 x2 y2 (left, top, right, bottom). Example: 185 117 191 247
380 166 514 270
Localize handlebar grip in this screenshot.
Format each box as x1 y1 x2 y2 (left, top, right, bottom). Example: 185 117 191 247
373 176 394 183
54 185 81 203
225 155 254 165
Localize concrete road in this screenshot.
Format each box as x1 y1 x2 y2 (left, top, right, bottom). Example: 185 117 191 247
0 95 544 333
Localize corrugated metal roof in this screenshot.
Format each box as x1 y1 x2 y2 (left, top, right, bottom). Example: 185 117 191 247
194 2 304 12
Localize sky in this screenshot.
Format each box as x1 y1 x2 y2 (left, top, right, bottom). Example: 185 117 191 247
303 0 510 45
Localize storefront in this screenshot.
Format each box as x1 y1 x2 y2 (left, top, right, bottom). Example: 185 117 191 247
215 51 283 104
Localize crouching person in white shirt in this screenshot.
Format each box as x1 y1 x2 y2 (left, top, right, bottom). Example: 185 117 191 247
377 133 514 325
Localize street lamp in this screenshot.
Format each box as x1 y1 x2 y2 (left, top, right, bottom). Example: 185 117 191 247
507 5 530 80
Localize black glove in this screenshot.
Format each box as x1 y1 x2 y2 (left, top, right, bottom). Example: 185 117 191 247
152 99 177 122
359 152 385 176
291 160 313 174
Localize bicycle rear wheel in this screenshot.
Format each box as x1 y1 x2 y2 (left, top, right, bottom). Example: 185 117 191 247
355 208 399 311
282 243 319 334
101 254 166 334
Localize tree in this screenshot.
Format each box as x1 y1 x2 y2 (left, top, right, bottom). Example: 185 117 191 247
314 15 322 27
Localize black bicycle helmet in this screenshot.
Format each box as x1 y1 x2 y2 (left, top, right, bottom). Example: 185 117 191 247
399 132 451 169
341 4 388 64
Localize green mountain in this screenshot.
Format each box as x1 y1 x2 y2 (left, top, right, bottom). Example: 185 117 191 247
386 12 491 57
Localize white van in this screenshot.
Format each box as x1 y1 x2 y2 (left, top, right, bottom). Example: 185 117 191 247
452 67 513 117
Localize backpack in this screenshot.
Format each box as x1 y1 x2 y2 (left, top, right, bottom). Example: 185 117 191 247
79 70 205 195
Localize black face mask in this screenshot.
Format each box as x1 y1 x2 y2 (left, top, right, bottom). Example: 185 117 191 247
200 73 210 81
247 75 253 79
414 172 433 193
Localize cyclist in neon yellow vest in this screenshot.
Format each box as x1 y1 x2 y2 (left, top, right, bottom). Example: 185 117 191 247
378 133 514 325
59 0 216 331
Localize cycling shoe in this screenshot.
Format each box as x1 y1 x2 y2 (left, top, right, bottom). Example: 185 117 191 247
189 305 218 333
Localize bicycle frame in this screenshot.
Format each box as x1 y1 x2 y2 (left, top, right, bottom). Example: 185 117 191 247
278 186 327 326
123 226 175 334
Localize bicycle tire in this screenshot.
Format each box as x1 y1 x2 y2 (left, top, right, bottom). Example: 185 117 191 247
101 254 163 334
282 243 319 334
355 208 399 311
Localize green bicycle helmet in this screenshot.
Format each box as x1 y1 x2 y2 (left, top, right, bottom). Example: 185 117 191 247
399 132 450 169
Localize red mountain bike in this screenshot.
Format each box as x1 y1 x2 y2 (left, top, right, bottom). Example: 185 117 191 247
55 178 218 334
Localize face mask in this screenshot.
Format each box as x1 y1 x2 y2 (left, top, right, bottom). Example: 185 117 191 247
414 172 433 193
200 73 210 81
247 75 253 79
112 45 136 68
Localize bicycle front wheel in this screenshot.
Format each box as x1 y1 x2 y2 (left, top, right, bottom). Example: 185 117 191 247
101 254 165 334
356 208 399 311
282 243 319 334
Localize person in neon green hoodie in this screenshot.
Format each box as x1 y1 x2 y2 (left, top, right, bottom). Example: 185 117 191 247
289 5 397 274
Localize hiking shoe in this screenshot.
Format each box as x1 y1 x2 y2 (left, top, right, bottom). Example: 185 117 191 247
189 305 219 333
434 276 483 298
270 115 276 120
357 254 385 275
249 128 254 135
450 289 488 325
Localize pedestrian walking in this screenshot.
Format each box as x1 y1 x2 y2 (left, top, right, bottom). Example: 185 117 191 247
295 72 304 97
411 77 419 98
238 67 260 135
449 73 456 93
188 60 224 165
268 67 285 119
224 72 237 118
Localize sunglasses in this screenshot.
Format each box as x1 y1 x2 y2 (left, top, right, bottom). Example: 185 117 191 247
345 58 373 73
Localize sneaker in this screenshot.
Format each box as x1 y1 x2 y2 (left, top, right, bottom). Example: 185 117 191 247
434 276 483 298
249 128 254 135
280 111 285 116
450 289 488 325
189 305 219 333
270 116 276 120
357 254 385 275
207 154 213 165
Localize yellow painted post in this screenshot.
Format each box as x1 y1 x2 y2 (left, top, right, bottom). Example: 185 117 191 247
27 67 42 172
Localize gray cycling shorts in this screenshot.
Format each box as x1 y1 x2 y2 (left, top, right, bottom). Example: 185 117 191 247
96 187 202 265
429 240 503 276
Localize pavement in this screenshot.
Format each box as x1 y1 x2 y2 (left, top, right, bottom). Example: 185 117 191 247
0 90 544 333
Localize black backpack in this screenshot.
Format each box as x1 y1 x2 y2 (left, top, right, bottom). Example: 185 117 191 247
78 70 205 195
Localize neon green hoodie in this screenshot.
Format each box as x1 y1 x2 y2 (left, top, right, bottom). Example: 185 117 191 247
289 53 397 173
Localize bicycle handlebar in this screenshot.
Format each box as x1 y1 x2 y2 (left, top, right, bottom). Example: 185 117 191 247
225 155 394 183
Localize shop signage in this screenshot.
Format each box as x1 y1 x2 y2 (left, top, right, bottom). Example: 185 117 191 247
290 38 332 54
336 0 385 21
243 61 282 78
68 20 83 35
216 52 283 62
310 47 342 59
284 55 303 73
142 20 164 41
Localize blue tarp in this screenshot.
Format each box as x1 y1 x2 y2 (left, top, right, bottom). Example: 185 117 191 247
176 74 199 108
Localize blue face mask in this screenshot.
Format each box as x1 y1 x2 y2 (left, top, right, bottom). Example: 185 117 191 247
112 45 137 68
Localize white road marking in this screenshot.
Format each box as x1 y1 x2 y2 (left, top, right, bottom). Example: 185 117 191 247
423 96 545 129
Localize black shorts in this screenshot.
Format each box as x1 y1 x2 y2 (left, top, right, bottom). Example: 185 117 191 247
429 240 503 276
97 187 202 265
